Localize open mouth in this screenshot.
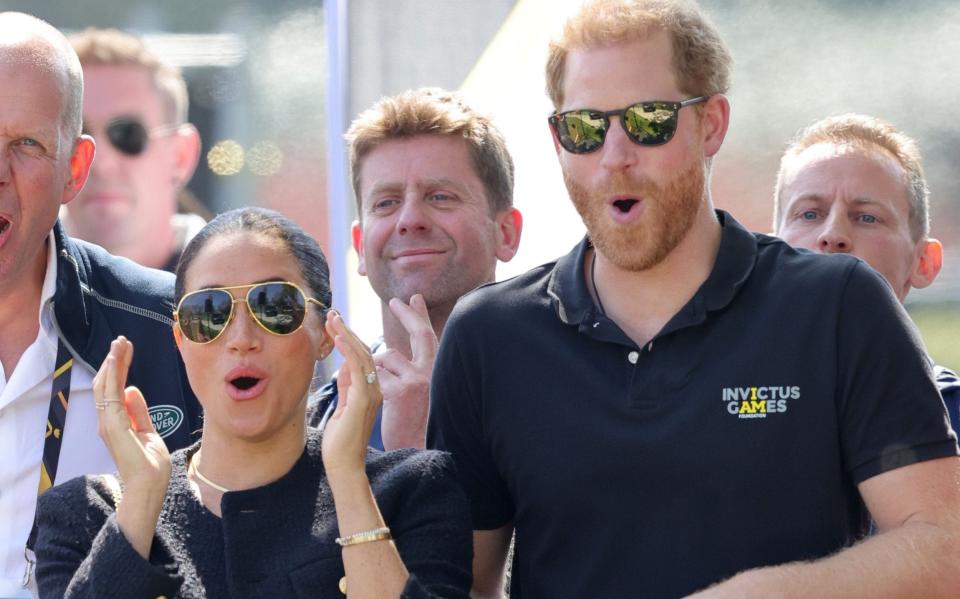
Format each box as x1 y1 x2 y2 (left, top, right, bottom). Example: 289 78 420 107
613 198 639 213
0 217 10 235
230 376 260 391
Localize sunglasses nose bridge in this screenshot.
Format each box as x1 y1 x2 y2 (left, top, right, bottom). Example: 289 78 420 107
609 111 635 141
230 296 259 326
217 296 267 346
598 112 643 167
233 292 289 337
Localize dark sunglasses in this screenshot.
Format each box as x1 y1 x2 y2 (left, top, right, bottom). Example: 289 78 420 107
83 117 177 157
175 281 326 344
548 96 708 154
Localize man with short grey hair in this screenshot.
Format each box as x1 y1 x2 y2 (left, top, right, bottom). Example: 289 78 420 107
0 13 200 595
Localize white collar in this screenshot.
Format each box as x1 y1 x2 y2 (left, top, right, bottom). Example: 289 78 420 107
37 232 59 341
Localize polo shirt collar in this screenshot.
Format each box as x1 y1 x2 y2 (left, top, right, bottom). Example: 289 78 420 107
546 233 595 327
547 210 757 336
696 210 757 313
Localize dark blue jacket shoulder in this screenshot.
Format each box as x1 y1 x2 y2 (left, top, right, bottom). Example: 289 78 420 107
51 223 201 450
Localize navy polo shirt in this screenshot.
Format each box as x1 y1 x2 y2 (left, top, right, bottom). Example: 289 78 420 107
427 211 958 599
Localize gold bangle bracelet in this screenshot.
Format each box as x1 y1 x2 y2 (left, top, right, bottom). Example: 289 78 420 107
335 526 392 547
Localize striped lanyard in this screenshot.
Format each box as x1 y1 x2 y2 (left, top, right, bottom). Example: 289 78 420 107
21 339 73 588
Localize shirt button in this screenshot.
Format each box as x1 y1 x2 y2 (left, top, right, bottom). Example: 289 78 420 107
628 351 639 364
339 576 347 594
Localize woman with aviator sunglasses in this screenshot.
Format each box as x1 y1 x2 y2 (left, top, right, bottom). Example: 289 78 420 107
32 208 472 598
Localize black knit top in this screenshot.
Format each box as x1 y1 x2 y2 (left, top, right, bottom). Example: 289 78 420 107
34 430 473 598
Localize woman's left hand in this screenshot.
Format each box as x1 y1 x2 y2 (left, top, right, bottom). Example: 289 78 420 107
322 310 383 479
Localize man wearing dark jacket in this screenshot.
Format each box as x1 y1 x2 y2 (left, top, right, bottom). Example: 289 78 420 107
0 12 200 595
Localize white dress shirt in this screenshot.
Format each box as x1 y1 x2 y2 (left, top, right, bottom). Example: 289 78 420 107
0 234 112 596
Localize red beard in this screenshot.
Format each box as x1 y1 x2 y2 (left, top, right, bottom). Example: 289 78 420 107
564 158 707 271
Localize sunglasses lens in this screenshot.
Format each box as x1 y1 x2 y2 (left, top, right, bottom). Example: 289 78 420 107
106 119 149 156
248 283 307 335
623 102 679 145
177 290 234 343
556 110 607 154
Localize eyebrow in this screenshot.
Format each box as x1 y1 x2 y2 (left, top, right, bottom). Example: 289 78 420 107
365 177 469 201
420 177 469 192
365 181 402 198
848 197 890 209
6 123 60 145
786 194 889 209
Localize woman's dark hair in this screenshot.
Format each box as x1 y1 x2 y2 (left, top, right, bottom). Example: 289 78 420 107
174 207 331 313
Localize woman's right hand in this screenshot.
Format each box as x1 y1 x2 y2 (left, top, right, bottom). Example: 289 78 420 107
321 314 413 599
92 336 171 557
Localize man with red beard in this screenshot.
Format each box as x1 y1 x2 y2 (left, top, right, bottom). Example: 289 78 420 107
426 1 960 597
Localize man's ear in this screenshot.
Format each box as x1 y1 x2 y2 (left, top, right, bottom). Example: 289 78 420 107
62 135 95 205
351 220 366 276
494 208 523 262
700 94 730 159
172 124 201 188
909 238 943 290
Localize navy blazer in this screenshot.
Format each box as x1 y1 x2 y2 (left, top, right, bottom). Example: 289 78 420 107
52 221 201 448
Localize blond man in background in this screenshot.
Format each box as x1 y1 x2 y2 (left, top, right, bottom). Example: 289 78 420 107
63 28 203 272
775 113 959 436
310 88 522 450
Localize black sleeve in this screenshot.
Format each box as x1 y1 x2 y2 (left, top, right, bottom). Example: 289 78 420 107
389 451 473 598
427 310 514 530
934 366 960 441
835 262 959 483
34 477 182 599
